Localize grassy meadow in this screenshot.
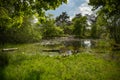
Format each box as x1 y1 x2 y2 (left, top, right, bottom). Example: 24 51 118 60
0 43 120 80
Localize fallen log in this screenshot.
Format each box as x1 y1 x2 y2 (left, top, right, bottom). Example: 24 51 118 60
42 49 60 52
112 43 120 51
2 48 18 52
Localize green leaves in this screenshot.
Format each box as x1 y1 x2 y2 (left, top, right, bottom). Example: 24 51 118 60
89 0 120 16
41 19 64 38
0 7 10 19
73 15 87 38
89 0 120 45
0 0 68 28
56 12 70 26
0 0 68 43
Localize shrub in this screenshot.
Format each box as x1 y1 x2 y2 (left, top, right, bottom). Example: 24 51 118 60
41 20 64 38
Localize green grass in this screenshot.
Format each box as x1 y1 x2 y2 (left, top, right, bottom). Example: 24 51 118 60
0 43 120 80
0 53 119 80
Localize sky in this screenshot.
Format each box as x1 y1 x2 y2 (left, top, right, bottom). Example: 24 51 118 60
46 0 93 19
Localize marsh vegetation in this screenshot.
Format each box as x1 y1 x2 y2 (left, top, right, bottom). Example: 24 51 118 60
0 0 120 80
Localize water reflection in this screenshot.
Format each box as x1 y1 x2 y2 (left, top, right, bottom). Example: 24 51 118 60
84 40 91 48
41 39 93 55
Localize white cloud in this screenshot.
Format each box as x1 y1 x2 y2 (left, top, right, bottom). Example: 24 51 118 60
79 3 93 16
85 0 89 3
69 0 94 19
78 0 93 16
46 0 95 20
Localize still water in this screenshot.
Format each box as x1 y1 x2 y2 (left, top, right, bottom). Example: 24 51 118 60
40 38 110 56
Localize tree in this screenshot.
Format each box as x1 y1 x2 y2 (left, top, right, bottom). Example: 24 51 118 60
96 13 109 39
89 0 120 16
72 13 82 20
56 12 72 34
0 15 42 43
56 12 70 26
89 0 120 45
72 14 87 38
41 16 64 38
89 13 107 38
0 0 67 28
91 23 97 38
86 14 98 38
0 0 67 44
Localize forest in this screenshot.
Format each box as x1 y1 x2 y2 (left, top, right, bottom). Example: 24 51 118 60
0 0 120 80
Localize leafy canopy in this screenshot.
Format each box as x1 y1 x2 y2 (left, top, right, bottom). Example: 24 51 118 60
89 0 120 44
89 0 120 17
56 12 70 26
0 0 67 28
72 14 87 38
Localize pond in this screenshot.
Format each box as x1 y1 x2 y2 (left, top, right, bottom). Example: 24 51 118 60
40 37 111 56
0 37 119 60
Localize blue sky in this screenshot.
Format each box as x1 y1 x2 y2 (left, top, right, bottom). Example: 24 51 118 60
46 0 93 19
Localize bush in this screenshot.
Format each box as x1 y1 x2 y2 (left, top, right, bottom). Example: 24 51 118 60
0 16 42 43
2 25 42 43
41 20 64 38
63 25 74 35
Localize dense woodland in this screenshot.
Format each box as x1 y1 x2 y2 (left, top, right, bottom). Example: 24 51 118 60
0 0 120 80
0 0 120 46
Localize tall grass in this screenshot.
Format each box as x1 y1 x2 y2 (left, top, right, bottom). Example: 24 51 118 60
1 53 119 80
0 43 120 80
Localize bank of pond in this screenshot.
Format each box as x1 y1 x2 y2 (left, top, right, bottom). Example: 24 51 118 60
0 38 120 80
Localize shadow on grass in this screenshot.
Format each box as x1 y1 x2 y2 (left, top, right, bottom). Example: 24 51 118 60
0 52 9 80
25 70 44 80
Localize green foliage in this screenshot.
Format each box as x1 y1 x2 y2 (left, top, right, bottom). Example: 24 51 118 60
1 52 119 80
0 15 42 43
0 43 119 80
0 7 12 28
108 15 120 44
64 25 74 35
56 12 70 26
89 0 120 45
89 0 120 16
41 19 64 38
0 0 67 44
0 0 67 28
96 40 111 48
91 23 98 38
96 13 107 27
9 26 41 43
55 12 73 35
73 16 87 38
